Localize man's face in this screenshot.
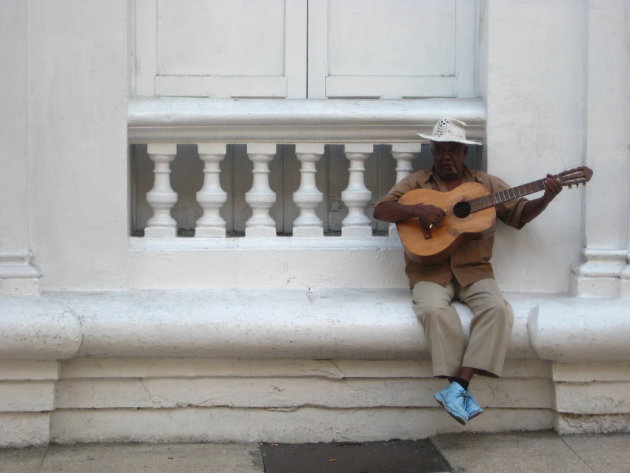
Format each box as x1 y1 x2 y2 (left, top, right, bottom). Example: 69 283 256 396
432 141 468 180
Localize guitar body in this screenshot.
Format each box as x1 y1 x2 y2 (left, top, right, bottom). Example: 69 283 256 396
393 166 593 264
396 182 497 264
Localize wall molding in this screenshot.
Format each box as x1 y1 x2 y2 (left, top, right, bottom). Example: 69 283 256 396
128 98 486 144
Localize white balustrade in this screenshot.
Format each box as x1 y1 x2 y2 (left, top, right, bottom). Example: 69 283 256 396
245 143 278 237
293 144 325 237
137 141 425 240
195 143 228 238
145 143 178 238
389 143 421 236
341 144 373 237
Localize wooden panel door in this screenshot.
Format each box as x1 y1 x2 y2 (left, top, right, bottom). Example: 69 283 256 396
307 0 478 99
133 0 307 98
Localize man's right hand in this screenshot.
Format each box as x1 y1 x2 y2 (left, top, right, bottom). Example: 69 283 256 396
374 201 445 228
413 204 445 239
413 204 445 227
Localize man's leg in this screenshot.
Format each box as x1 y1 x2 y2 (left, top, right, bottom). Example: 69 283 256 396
453 278 514 420
412 281 470 424
412 281 463 378
458 278 514 378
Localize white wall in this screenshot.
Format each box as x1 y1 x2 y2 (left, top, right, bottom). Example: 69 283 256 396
1 0 629 447
28 0 129 291
3 0 627 294
482 0 588 293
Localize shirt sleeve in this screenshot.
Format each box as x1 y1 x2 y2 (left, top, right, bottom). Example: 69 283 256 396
374 171 426 206
484 174 528 229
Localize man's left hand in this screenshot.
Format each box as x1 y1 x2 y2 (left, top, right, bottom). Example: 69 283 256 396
543 174 562 202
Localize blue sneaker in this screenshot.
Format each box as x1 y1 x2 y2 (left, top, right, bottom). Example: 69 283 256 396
434 382 469 425
464 390 484 420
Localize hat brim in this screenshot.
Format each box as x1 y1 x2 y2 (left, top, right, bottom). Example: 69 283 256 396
416 133 481 146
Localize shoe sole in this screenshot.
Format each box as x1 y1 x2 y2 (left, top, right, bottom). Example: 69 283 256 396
434 394 467 425
467 408 484 421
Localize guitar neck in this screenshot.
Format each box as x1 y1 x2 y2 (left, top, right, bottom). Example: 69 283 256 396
469 178 547 212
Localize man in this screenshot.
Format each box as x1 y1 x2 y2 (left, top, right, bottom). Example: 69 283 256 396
373 118 562 424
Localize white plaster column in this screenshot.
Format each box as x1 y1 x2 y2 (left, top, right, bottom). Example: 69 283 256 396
0 253 41 295
389 143 421 236
245 143 277 237
341 144 373 237
623 160 630 299
570 0 629 297
0 0 40 295
145 143 178 238
293 144 325 237
622 224 630 299
195 143 227 238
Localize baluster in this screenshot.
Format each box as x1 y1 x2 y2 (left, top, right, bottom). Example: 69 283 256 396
245 143 277 237
293 144 325 237
145 143 178 238
195 143 227 238
390 143 421 236
341 144 373 237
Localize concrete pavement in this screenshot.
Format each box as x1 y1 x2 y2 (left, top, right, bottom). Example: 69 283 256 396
432 432 630 473
0 431 628 473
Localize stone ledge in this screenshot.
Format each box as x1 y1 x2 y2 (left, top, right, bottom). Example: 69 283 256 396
528 298 630 362
0 296 81 360
50 407 553 444
0 290 628 362
45 289 547 360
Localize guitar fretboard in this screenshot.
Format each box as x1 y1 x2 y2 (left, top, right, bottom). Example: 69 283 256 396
469 178 548 212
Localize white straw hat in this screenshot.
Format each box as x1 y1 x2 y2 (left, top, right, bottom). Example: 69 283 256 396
417 118 481 145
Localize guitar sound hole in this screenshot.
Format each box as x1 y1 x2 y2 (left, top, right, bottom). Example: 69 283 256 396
453 201 471 218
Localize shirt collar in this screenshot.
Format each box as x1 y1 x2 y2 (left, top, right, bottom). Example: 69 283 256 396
424 165 478 185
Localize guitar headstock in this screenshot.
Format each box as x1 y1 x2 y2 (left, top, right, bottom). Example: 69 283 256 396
556 166 593 188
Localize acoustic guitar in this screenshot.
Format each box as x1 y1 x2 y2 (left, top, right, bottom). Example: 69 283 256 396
396 166 593 264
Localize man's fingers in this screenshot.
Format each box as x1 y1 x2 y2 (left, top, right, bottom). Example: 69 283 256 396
544 175 562 199
416 205 441 224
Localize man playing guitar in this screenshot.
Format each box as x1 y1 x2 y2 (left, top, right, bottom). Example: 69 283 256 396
373 118 563 424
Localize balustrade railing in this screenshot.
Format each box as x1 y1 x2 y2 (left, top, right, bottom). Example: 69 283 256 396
128 98 485 241
132 142 440 239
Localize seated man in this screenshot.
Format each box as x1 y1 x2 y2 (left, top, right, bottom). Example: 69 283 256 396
373 118 562 424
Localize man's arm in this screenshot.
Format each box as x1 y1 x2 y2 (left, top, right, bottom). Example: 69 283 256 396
373 200 445 226
519 174 563 224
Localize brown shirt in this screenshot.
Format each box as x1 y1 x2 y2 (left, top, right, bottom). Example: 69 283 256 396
376 167 528 288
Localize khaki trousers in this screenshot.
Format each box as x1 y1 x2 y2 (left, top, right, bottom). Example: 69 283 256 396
412 278 513 378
